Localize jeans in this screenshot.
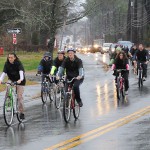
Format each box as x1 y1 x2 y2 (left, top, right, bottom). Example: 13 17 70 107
137 62 147 78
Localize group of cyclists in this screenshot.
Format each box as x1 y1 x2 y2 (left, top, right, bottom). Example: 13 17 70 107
110 43 149 95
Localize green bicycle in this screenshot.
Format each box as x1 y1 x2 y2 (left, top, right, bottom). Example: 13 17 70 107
2 82 23 126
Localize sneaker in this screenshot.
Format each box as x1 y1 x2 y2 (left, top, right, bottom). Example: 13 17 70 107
125 91 128 95
78 101 83 107
20 113 25 120
143 77 146 81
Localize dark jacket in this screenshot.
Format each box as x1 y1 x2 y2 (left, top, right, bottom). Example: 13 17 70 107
60 55 84 79
3 60 26 85
135 49 149 62
114 58 129 69
38 58 52 74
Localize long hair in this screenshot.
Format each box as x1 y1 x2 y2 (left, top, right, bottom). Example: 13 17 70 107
116 51 128 60
7 53 20 63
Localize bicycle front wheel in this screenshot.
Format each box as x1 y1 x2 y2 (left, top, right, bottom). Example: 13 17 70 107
16 100 23 123
63 93 71 123
73 100 80 119
3 96 14 126
55 86 62 109
138 70 143 88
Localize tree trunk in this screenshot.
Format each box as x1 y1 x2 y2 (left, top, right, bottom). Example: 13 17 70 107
47 0 58 59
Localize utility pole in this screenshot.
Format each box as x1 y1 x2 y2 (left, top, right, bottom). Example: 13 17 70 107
130 0 134 42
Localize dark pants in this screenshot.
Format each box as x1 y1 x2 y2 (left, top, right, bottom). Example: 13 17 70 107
137 62 147 78
115 71 129 91
66 79 83 103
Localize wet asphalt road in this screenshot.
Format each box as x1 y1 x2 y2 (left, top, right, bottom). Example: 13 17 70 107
0 53 150 150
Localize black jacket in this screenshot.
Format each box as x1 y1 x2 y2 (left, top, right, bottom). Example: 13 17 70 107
61 56 83 79
38 58 52 74
114 58 128 69
3 60 26 85
135 49 149 62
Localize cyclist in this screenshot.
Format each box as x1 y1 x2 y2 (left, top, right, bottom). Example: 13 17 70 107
57 48 84 107
37 52 52 81
133 44 149 81
130 45 138 74
0 53 26 119
112 51 129 95
50 50 66 76
109 46 122 66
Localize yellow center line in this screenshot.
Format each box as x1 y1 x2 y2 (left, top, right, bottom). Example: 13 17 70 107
45 106 150 150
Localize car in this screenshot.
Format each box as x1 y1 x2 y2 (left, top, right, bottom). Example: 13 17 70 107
102 43 113 53
117 41 133 50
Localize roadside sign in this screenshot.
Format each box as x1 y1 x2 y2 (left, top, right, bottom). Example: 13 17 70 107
13 34 17 44
7 28 22 34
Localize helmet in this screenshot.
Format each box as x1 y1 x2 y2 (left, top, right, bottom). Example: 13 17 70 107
57 50 65 55
44 52 51 57
67 48 76 53
116 47 121 52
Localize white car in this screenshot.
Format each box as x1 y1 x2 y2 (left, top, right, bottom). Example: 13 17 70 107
102 43 113 53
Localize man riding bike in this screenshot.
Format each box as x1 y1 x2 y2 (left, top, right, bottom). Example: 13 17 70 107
112 51 130 95
133 44 149 81
57 48 84 107
0 53 26 119
37 52 52 81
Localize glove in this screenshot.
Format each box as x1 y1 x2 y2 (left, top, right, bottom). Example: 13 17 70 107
126 64 130 70
56 76 60 80
37 70 41 75
76 76 82 80
111 64 115 70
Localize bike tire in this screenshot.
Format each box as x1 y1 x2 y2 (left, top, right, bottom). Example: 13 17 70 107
3 96 14 126
63 93 71 123
138 70 143 88
55 86 62 109
116 78 121 100
49 84 56 102
16 99 23 123
41 90 48 104
73 100 80 119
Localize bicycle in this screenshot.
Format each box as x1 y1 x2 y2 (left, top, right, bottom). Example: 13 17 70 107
55 76 65 109
36 74 55 104
2 82 23 126
137 63 144 88
63 77 80 123
114 69 126 102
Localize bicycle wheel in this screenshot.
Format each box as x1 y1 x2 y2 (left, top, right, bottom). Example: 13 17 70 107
73 99 80 119
138 70 143 88
63 93 71 123
55 86 62 109
116 78 121 100
49 83 56 102
41 84 48 104
3 96 14 126
16 99 23 123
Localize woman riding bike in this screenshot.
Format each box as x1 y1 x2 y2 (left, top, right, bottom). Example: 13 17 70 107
112 51 130 95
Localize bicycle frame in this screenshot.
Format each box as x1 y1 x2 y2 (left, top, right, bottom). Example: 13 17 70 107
7 84 17 112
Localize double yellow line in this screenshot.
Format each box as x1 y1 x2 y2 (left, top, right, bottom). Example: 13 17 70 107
45 106 150 150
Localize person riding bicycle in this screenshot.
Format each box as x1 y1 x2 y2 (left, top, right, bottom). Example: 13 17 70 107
57 48 84 107
112 51 129 95
109 46 122 66
0 53 26 119
133 44 149 81
37 52 52 81
130 45 138 73
50 50 66 76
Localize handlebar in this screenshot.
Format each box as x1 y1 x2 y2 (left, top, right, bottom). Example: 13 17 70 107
1 81 17 86
114 69 127 72
67 77 76 83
